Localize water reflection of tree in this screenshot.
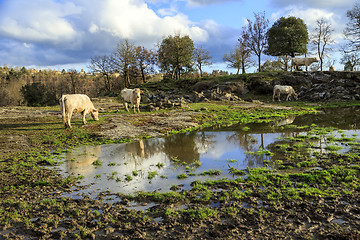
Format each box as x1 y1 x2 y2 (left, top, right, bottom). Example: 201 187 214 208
227 132 263 168
162 132 215 164
226 130 303 168
227 132 257 152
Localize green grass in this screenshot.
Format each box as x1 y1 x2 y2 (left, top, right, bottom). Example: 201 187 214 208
148 171 158 180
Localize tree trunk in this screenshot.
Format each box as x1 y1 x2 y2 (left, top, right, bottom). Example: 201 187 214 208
258 55 261 72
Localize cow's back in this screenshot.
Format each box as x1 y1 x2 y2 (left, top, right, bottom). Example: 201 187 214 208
121 88 133 102
63 94 95 111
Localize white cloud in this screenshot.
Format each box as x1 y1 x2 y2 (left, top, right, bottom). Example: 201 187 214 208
0 0 209 67
0 0 81 47
82 0 208 45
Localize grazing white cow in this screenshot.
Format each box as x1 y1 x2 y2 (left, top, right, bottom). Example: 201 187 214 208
272 85 298 102
60 94 99 128
120 88 141 113
291 57 318 71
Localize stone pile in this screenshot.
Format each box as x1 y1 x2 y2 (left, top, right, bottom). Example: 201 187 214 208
283 71 360 101
143 82 244 111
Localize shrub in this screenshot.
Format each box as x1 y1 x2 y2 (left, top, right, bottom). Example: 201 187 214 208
21 82 58 106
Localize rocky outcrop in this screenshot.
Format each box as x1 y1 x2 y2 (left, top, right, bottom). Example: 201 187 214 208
275 71 360 101
140 71 360 109
143 82 245 110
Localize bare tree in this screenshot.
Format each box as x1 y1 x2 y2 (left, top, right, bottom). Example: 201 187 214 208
112 39 136 88
341 51 360 71
67 69 79 94
134 46 157 83
344 3 360 52
88 55 113 92
223 40 251 74
311 18 334 71
243 11 269 72
193 46 212 77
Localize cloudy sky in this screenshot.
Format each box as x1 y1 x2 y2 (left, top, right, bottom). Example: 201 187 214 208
0 0 356 72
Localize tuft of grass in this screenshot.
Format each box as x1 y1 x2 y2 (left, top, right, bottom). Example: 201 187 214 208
125 175 132 181
199 169 221 176
325 145 342 152
92 159 102 166
229 167 246 176
177 173 188 179
148 171 158 180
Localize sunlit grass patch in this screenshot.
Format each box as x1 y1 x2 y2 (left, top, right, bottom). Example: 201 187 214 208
325 145 342 152
199 169 221 176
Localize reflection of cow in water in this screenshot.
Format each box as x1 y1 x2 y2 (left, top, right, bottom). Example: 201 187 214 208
125 140 145 158
66 145 101 176
275 115 296 127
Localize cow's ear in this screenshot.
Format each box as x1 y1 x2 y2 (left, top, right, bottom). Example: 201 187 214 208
140 90 143 93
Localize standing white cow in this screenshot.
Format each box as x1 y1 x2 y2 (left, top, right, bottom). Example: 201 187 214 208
60 94 99 128
120 88 141 113
272 85 298 102
291 57 318 71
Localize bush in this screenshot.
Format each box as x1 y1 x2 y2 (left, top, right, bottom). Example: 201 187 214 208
21 82 58 106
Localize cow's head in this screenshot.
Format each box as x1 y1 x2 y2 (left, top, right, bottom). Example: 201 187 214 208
132 88 142 101
91 109 99 121
292 92 298 101
311 57 319 62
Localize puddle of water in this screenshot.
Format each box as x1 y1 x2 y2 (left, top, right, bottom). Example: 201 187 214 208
52 107 360 198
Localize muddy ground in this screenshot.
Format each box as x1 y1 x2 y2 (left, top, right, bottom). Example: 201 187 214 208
0 99 288 154
0 100 359 239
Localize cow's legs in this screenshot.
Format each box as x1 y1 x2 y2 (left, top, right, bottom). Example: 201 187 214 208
67 112 73 128
82 111 87 125
63 111 68 128
124 102 129 112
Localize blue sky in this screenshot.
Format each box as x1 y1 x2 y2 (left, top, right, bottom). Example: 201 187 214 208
0 0 357 73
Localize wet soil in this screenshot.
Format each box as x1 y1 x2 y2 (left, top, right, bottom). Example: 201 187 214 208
0 101 359 239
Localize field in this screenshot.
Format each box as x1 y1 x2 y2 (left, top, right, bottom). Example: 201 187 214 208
0 99 359 239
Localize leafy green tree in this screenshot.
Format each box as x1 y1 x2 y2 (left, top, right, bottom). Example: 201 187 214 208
265 16 308 70
158 34 194 80
261 58 286 72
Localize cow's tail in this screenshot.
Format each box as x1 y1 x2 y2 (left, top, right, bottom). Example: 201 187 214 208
61 95 66 127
